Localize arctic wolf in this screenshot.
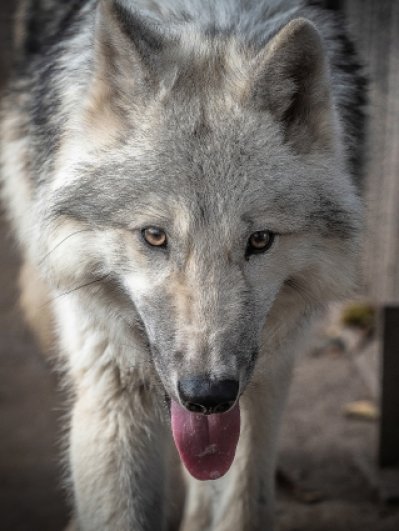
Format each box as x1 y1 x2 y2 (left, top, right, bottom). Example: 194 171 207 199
1 0 365 529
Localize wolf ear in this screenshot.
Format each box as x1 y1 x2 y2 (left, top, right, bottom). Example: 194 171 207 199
93 0 172 102
251 18 334 152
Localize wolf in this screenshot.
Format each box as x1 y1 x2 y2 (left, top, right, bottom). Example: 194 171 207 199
0 0 366 529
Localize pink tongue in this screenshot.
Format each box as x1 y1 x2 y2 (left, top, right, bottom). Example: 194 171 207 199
171 400 240 481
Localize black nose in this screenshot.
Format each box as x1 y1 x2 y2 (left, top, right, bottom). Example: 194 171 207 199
177 377 239 415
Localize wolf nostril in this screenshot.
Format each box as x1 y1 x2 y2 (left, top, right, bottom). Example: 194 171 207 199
177 377 239 415
185 403 207 414
212 402 233 414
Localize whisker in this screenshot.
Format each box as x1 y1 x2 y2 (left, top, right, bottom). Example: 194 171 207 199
42 273 111 309
39 229 92 266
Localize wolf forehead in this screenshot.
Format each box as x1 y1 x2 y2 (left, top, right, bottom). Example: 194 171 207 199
53 92 357 238
51 126 358 240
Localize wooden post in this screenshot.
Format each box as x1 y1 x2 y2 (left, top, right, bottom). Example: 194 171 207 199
379 307 399 468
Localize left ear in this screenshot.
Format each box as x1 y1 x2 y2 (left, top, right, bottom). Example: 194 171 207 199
250 18 335 152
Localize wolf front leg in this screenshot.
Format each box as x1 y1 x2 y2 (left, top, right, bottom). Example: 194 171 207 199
69 367 171 531
55 294 184 530
180 351 294 531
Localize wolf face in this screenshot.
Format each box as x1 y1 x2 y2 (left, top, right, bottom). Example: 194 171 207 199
35 2 361 423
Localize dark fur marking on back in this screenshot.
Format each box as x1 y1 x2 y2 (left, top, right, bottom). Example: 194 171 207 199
23 0 87 58
304 1 368 185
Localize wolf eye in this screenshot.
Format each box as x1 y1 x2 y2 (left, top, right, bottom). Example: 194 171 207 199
142 227 167 248
246 231 275 257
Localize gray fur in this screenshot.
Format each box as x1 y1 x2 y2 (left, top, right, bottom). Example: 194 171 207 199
1 1 366 530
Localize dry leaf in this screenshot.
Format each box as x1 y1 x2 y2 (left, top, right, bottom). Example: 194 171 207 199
344 400 379 421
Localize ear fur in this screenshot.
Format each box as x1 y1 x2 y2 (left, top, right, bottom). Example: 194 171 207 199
81 1 174 141
93 0 173 103
251 18 335 152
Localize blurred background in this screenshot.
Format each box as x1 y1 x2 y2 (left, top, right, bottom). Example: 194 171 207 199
0 1 399 530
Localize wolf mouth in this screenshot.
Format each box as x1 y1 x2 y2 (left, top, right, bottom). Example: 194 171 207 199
170 399 241 481
163 389 241 481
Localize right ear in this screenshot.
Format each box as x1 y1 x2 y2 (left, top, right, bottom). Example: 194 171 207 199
82 1 174 142
93 0 172 101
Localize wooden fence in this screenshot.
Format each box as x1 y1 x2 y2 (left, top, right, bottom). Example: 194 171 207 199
343 0 399 303
341 0 399 474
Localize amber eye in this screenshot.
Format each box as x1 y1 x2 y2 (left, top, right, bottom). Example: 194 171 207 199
142 227 167 248
246 231 275 257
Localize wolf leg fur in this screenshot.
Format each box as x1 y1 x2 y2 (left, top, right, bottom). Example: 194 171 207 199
18 260 54 354
70 386 169 531
55 295 172 531
69 361 172 531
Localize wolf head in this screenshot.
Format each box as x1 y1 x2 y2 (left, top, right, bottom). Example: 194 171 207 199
42 1 361 415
